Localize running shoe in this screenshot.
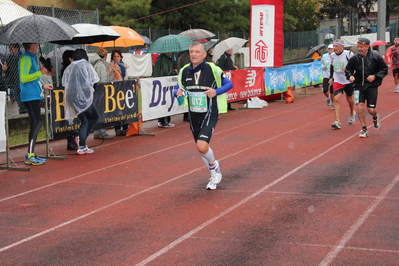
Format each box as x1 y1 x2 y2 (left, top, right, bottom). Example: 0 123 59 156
331 104 335 110
395 88 399 93
206 160 222 190
373 115 380 130
359 129 369 138
24 154 46 165
326 98 331 106
77 146 94 155
158 122 176 128
348 111 356 125
331 120 341 129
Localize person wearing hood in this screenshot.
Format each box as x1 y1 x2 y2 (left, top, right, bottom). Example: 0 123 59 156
90 48 114 140
63 49 100 155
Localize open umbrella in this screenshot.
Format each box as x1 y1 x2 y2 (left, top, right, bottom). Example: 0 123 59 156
372 40 388 46
205 40 218 52
212 37 248 62
0 0 33 26
52 23 121 45
148 35 192 53
0 14 78 44
306 44 325 58
179 29 215 41
319 28 332 33
140 35 151 44
89 26 145 47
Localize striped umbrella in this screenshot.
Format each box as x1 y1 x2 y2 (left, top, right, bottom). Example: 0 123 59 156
148 35 192 53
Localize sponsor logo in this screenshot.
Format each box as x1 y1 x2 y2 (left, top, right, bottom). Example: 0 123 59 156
254 40 268 63
199 134 209 139
245 70 256 87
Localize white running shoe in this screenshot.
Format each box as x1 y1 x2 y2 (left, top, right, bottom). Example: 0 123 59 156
331 104 335 110
331 120 341 129
395 88 399 93
326 98 331 106
206 160 222 190
359 129 369 138
348 111 356 125
158 122 176 128
77 146 94 155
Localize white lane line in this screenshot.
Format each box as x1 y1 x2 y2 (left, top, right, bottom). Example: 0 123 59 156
136 110 399 266
0 112 341 254
318 172 399 266
0 100 322 203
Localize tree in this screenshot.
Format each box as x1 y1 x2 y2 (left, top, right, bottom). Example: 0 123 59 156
284 0 319 31
75 0 250 32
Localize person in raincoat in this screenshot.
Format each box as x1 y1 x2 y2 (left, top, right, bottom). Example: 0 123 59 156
62 49 100 155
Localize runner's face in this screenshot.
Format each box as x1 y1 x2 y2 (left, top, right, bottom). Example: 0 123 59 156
189 44 206 67
333 43 344 53
395 38 399 46
357 45 369 56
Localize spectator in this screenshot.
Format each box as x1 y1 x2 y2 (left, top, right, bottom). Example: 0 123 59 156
2 44 25 114
90 48 114 140
217 48 237 110
108 49 130 136
19 43 54 165
153 52 177 128
63 49 100 155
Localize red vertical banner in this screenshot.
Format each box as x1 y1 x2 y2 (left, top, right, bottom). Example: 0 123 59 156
250 0 284 67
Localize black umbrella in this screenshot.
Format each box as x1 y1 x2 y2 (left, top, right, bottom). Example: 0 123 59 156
52 23 121 45
0 14 78 44
306 44 325 58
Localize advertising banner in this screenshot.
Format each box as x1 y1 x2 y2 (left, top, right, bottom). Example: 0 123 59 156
139 76 187 121
225 68 265 102
265 66 291 95
250 5 275 67
51 80 139 139
250 0 284 67
0 92 5 152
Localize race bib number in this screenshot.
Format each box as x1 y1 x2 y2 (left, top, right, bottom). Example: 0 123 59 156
188 91 207 113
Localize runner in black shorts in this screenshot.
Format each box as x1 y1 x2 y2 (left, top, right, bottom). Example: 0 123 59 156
175 41 233 190
346 37 388 138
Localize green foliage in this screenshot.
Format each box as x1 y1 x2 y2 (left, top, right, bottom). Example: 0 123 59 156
284 0 319 31
75 0 250 32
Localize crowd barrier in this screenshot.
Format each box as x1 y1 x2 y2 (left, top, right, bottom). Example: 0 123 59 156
1 60 324 169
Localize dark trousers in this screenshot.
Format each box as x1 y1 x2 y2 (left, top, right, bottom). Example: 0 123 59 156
77 103 99 147
24 100 42 154
158 116 171 126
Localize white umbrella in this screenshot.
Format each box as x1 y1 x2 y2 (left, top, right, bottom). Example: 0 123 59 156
212 37 248 63
52 23 121 45
0 0 33 26
179 29 215 41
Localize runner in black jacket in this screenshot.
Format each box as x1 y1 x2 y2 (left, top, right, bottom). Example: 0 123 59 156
345 38 388 138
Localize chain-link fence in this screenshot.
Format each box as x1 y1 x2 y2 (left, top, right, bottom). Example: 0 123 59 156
0 5 98 118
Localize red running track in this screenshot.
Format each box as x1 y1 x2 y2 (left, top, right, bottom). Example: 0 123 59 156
1 74 399 265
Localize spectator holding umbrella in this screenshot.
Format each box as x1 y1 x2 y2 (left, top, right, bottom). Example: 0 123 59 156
19 43 54 165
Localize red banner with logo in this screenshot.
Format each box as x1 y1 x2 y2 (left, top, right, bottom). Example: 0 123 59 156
225 68 265 103
250 0 284 67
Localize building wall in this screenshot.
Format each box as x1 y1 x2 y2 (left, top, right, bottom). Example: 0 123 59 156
13 0 78 9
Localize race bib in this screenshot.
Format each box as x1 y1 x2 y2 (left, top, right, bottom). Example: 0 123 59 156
188 91 207 113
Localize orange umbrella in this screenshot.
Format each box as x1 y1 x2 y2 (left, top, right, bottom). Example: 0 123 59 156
89 26 145 47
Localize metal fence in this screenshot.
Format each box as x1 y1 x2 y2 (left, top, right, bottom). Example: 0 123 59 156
1 5 98 118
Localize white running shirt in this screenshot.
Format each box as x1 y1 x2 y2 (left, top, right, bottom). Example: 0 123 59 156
330 50 353 84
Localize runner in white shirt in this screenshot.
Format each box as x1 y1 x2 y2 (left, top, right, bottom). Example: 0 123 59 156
329 39 356 129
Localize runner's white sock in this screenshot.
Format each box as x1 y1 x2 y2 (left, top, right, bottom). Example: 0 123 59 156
201 148 215 169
